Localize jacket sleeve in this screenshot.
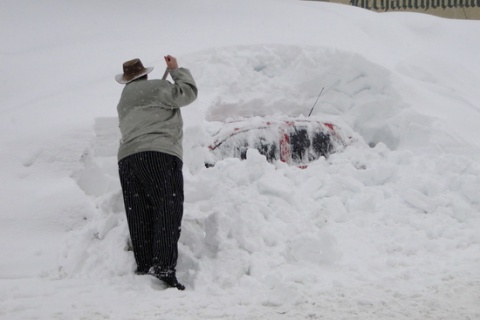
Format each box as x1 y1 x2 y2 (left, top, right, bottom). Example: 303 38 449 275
159 67 198 108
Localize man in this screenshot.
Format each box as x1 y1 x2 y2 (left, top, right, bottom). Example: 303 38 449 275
115 56 198 290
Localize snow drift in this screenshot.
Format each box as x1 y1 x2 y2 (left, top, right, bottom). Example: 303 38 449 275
1 1 480 319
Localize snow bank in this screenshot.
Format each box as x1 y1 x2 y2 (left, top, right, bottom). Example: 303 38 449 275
1 0 480 319
46 43 480 318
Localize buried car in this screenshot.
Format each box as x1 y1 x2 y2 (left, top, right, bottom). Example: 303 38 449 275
206 117 356 167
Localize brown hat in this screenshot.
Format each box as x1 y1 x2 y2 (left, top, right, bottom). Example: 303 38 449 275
115 58 154 84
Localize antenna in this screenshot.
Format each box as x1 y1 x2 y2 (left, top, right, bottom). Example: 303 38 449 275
308 87 324 117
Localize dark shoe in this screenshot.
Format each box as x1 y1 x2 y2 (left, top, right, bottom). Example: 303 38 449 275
148 268 185 290
157 275 185 290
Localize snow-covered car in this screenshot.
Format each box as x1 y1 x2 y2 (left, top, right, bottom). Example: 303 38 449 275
206 117 355 167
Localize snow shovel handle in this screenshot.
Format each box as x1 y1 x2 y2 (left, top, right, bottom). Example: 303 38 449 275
162 67 169 80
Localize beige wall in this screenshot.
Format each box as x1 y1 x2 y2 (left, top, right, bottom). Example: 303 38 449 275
304 0 480 19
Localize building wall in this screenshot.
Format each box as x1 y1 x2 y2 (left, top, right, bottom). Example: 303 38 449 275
304 0 480 19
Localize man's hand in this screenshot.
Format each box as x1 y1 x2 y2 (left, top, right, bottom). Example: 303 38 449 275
164 55 178 70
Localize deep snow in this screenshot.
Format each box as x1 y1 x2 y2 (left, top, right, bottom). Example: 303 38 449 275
1 0 480 319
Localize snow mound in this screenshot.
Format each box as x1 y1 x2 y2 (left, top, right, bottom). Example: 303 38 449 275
61 106 480 306
184 44 469 160
2 0 480 316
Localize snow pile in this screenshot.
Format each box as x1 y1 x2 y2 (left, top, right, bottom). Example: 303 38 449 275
1 0 480 319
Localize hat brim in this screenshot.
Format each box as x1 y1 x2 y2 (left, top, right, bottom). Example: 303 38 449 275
115 66 154 84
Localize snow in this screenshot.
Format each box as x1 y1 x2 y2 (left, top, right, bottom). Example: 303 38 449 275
1 0 480 319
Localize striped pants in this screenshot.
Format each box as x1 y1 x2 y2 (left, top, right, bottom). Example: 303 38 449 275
118 151 184 275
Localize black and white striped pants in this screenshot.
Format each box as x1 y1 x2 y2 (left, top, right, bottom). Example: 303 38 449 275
118 151 184 274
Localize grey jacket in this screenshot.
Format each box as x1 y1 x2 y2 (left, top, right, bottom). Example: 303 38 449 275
116 68 198 161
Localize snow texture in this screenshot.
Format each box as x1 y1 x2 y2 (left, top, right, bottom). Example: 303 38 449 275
1 0 479 319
